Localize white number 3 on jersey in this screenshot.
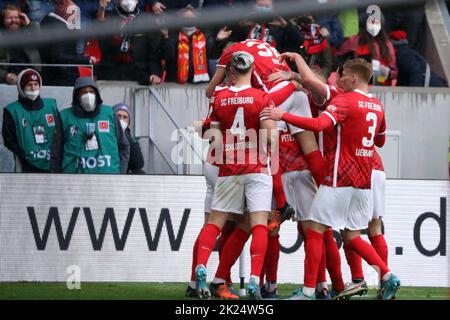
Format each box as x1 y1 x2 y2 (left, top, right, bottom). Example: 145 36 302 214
230 107 246 139
362 112 377 147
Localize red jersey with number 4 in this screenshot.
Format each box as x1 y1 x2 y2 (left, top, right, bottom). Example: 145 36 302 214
321 89 386 189
217 39 291 92
210 85 273 177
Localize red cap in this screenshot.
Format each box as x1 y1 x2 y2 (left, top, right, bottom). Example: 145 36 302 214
19 69 41 90
389 30 407 41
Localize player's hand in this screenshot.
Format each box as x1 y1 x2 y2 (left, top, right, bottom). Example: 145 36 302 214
89 56 97 64
279 52 299 62
268 69 293 83
292 80 303 91
260 107 285 121
216 26 232 41
152 2 167 15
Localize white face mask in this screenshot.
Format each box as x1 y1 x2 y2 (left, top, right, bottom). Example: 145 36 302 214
80 92 96 112
182 26 197 36
120 0 138 13
24 89 40 101
367 23 381 37
120 119 128 131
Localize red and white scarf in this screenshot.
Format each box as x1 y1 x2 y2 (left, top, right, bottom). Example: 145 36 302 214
177 29 210 84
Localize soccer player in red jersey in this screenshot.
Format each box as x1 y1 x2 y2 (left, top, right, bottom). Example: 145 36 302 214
260 58 401 300
186 95 238 298
207 39 325 222
276 55 391 298
194 51 278 299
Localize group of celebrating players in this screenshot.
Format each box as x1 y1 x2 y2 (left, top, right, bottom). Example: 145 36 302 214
187 38 401 300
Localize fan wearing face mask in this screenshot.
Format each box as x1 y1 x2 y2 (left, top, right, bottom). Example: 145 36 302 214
113 103 145 174
163 5 213 84
2 69 58 172
96 0 163 85
50 76 130 174
336 11 397 86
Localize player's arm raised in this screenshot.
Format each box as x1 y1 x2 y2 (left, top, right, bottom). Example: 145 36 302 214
279 52 329 99
260 107 334 133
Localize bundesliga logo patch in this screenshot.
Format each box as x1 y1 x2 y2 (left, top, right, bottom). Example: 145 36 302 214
98 121 109 133
45 114 55 126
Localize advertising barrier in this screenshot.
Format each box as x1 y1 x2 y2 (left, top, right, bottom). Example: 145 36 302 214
0 174 448 287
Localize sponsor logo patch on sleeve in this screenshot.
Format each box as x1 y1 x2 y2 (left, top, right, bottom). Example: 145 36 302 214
98 121 110 132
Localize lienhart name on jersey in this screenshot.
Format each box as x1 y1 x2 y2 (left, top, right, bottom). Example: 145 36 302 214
355 148 374 157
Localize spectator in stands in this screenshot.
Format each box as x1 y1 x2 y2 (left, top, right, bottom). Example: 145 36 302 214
113 102 145 174
0 4 41 84
336 12 397 86
23 0 55 23
390 30 447 88
50 76 130 174
2 68 58 172
97 0 164 85
230 0 303 53
294 14 333 79
384 5 425 53
163 5 213 84
146 0 199 14
39 0 96 86
315 9 344 50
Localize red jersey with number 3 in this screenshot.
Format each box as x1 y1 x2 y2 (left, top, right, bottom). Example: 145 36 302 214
217 39 291 92
321 89 386 189
210 85 273 177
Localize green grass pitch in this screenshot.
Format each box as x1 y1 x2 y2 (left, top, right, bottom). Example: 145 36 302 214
0 282 448 300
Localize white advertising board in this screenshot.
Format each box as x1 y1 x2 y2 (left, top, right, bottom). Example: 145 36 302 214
0 174 448 287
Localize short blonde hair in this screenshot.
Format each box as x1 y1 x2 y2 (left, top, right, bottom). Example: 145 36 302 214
343 58 373 83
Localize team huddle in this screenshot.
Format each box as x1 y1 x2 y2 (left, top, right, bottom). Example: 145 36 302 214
188 39 401 300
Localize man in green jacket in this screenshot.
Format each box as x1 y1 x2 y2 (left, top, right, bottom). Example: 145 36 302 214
50 76 130 174
2 68 58 172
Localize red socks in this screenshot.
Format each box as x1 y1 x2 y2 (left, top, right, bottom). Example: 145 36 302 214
343 244 364 281
305 150 326 186
190 229 202 281
303 228 324 288
250 225 268 277
323 229 345 291
264 234 280 282
215 228 250 280
348 236 389 278
369 234 389 266
218 222 235 257
272 170 286 209
197 223 221 267
317 242 327 284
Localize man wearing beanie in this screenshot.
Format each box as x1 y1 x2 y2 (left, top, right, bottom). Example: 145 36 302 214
113 103 145 174
50 76 130 174
2 68 58 172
